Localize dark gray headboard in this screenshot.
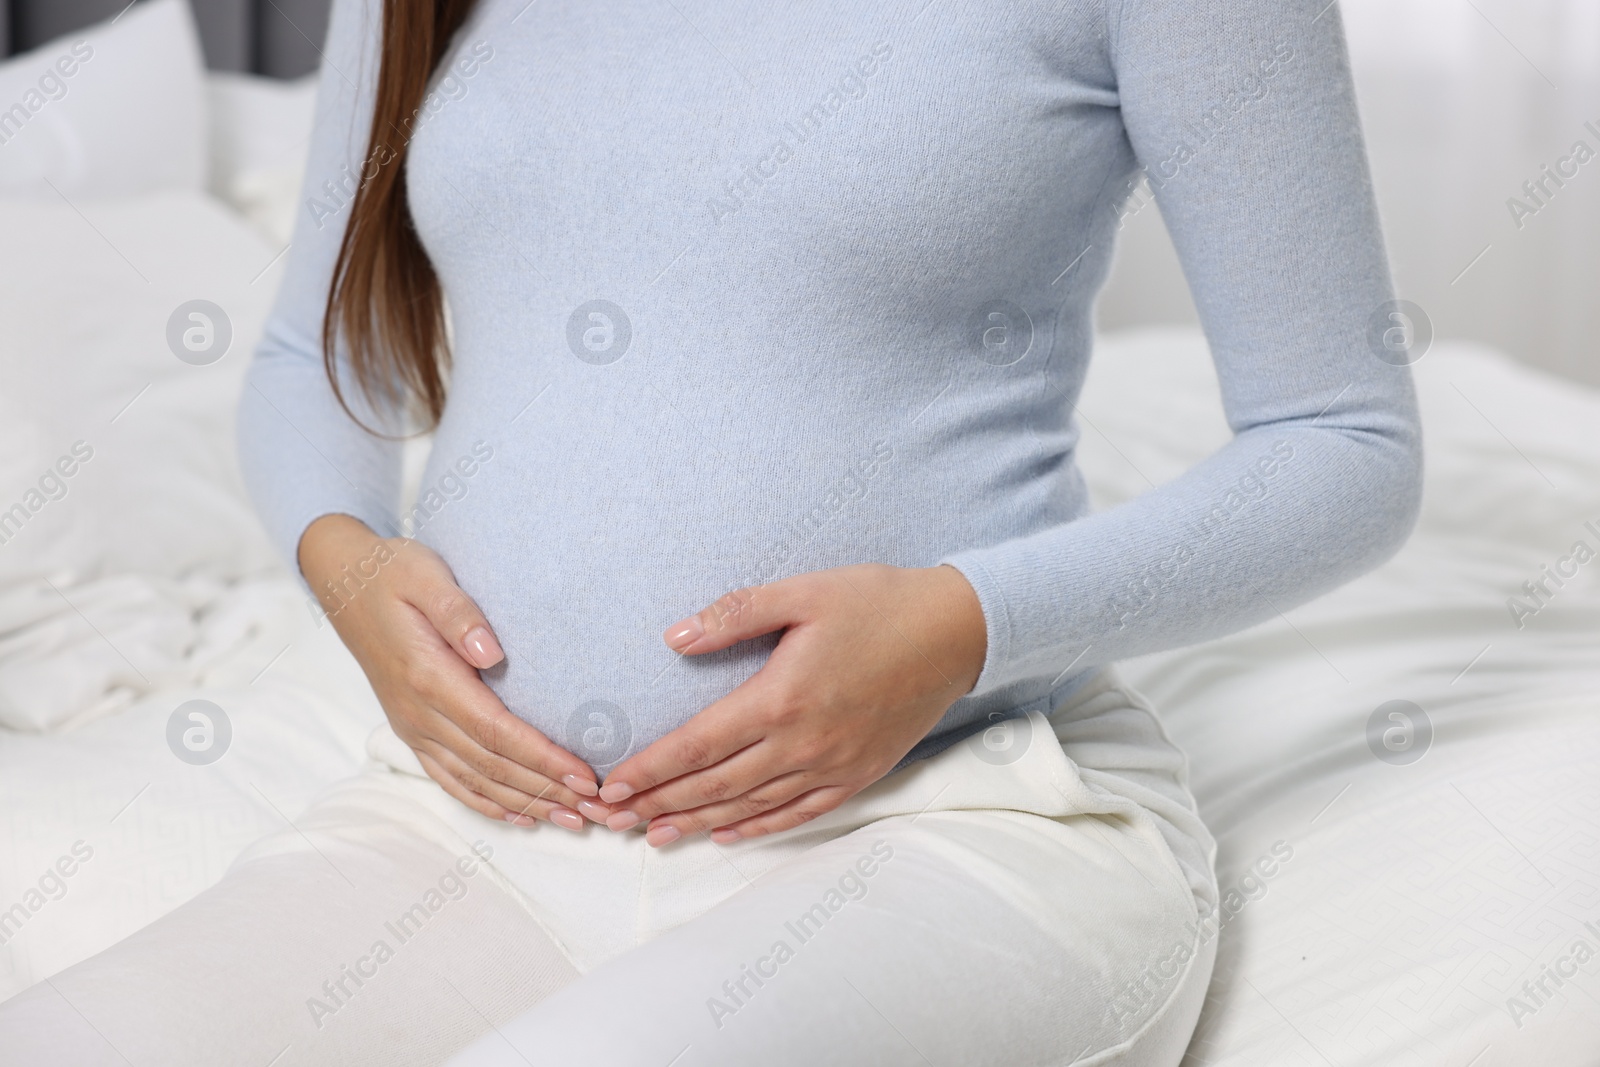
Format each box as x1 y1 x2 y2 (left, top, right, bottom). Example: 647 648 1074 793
1 0 333 78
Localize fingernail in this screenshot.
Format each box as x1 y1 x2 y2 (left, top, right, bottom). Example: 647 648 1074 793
550 809 584 832
605 810 641 832
646 824 681 847
562 774 599 797
504 813 536 827
464 626 503 668
598 782 634 804
576 800 611 823
664 617 704 651
710 828 741 844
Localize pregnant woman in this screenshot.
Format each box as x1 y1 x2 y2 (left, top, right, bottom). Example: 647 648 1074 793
1 0 1420 1063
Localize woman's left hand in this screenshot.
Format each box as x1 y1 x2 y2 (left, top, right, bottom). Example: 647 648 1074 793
596 563 988 846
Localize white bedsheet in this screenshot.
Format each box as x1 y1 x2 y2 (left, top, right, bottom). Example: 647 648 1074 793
0 187 384 1000
1079 330 1600 1065
0 577 384 1000
2 182 1598 1062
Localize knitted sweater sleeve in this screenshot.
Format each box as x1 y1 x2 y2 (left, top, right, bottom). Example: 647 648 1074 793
940 0 1423 696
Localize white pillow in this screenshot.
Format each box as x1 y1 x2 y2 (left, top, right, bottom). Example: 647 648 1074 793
0 0 207 198
0 188 292 728
206 71 318 244
0 188 284 585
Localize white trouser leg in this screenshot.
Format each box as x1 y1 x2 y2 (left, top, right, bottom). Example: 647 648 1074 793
0 667 1216 1066
440 668 1217 1067
0 789 580 1067
450 803 1214 1067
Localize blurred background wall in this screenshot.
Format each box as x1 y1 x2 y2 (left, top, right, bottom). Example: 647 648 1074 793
5 0 1596 384
1098 0 1600 385
0 0 329 77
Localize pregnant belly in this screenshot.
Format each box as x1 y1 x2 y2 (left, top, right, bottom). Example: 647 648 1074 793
414 435 901 772
408 371 1080 773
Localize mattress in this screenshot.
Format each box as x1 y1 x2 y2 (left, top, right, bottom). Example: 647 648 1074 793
1078 329 1600 1065
2 184 1598 1064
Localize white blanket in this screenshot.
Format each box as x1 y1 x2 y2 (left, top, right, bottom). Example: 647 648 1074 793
3 184 1600 1063
0 188 384 1000
1079 330 1600 1064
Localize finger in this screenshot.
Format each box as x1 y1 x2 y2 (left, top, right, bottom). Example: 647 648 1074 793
610 740 789 825
662 577 809 656
696 785 856 845
640 769 816 841
415 749 511 822
410 640 601 798
428 742 559 818
416 710 608 819
404 568 507 671
423 704 603 814
426 745 585 832
597 680 773 803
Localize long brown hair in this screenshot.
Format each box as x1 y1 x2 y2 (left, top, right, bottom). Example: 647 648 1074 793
323 0 479 432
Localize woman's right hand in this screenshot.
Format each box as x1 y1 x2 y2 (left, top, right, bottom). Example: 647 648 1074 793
297 514 609 831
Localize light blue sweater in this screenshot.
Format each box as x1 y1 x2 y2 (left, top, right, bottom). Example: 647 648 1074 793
238 0 1422 774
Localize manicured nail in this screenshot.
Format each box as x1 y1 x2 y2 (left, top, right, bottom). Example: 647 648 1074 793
710 828 741 844
576 800 611 823
664 616 704 651
550 809 584 832
599 781 634 804
562 774 600 797
463 626 503 668
504 813 536 827
646 824 682 847
605 810 641 832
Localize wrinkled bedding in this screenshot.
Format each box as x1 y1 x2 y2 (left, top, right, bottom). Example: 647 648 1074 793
2 186 1598 1064
1079 329 1600 1065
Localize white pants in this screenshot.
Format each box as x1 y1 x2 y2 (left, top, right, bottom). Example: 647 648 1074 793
0 668 1218 1066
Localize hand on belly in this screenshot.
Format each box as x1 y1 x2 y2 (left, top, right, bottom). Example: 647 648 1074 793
298 514 614 832
592 562 988 847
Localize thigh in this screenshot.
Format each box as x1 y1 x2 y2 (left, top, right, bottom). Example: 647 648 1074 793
449 806 1215 1067
0 777 579 1067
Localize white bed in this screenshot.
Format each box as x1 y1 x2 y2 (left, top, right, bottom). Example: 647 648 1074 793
2 2 1598 1064
1077 331 1600 1065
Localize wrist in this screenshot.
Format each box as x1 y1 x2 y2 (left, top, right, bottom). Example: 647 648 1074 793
927 564 988 697
298 514 391 599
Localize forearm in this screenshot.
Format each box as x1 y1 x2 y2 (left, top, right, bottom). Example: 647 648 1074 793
234 0 403 582
934 0 1422 697
236 345 404 582
944 416 1420 696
